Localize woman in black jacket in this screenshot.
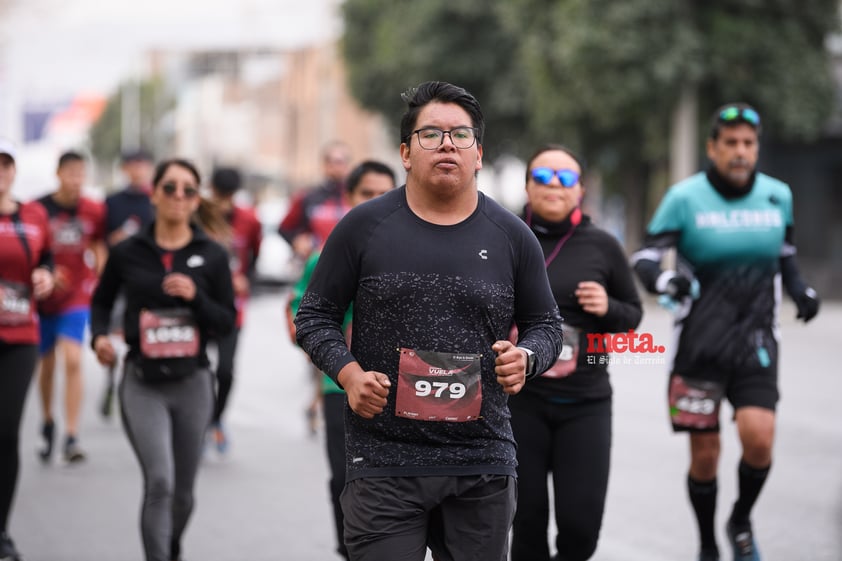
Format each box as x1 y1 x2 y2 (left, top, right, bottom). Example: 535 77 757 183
509 145 643 561
91 158 235 561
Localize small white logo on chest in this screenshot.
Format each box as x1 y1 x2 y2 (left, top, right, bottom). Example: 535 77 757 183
187 255 205 268
478 249 488 260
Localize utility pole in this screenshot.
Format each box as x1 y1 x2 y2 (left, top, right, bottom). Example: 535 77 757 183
121 75 141 153
669 86 699 184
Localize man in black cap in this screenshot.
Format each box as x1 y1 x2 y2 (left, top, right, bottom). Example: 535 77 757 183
99 149 155 418
104 149 155 247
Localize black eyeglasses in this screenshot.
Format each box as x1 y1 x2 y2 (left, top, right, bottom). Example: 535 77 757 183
161 182 199 199
410 127 478 150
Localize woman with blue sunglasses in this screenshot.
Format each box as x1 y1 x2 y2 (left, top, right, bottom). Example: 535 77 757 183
509 144 643 561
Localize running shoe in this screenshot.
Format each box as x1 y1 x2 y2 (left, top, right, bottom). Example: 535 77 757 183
726 517 760 561
0 532 21 561
38 420 55 463
63 435 86 464
305 405 319 436
697 546 720 561
211 423 229 454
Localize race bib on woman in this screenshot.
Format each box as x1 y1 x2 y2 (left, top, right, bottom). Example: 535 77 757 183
395 348 482 422
139 308 199 359
542 323 581 379
0 280 31 325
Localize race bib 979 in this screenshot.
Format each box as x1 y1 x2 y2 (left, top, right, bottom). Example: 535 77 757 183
395 348 482 422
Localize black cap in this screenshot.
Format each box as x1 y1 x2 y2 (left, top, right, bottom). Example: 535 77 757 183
211 167 242 194
121 148 153 163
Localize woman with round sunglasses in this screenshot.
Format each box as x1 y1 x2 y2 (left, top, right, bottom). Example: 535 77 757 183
509 144 642 561
90 158 236 561
0 140 54 561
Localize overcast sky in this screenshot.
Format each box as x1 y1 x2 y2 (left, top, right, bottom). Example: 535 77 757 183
1 0 341 99
0 0 342 193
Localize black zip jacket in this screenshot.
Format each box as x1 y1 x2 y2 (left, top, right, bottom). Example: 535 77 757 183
523 211 643 401
90 222 236 366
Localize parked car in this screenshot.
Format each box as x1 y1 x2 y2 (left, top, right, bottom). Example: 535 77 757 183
254 197 303 287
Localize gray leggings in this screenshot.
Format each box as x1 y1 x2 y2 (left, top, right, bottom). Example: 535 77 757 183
119 363 213 561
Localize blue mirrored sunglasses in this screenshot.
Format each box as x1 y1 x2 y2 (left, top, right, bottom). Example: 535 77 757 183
530 167 580 188
719 106 760 126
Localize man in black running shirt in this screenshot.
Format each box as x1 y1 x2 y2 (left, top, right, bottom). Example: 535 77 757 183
105 149 154 247
295 81 563 561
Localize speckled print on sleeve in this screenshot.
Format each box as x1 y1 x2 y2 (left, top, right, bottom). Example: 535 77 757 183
295 187 563 480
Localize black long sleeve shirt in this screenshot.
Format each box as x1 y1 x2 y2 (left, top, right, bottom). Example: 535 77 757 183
91 222 236 367
295 187 563 480
522 211 643 401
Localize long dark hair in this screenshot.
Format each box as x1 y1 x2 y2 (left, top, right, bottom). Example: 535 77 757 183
152 158 201 187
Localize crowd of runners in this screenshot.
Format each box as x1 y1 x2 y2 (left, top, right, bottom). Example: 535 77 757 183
0 81 822 561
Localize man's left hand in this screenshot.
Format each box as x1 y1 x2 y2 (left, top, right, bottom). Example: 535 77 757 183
795 287 820 323
492 340 527 395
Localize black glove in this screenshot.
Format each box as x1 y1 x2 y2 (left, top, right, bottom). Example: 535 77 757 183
794 287 820 323
665 275 693 299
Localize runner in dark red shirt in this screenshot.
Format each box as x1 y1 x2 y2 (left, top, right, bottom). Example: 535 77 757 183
279 141 353 431
278 141 352 258
34 151 106 463
0 139 55 561
201 167 262 453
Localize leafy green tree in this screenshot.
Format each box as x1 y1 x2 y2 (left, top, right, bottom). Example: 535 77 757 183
89 78 172 182
342 0 531 159
341 0 840 244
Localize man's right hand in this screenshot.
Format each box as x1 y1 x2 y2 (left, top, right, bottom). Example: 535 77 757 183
656 271 695 300
337 363 391 419
665 275 694 299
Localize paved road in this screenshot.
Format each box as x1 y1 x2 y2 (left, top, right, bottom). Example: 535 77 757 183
9 289 842 560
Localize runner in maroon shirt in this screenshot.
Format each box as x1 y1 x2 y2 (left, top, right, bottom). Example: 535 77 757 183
203 167 262 453
34 151 106 463
0 139 55 561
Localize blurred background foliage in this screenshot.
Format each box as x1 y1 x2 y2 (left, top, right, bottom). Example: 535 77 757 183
89 78 173 166
342 0 840 238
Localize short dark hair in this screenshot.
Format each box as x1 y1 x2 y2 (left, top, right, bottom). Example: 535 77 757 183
524 144 587 183
346 160 397 193
709 102 762 140
152 158 201 187
211 167 242 194
399 81 484 146
57 150 85 169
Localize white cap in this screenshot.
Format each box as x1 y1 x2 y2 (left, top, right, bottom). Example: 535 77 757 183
0 138 17 162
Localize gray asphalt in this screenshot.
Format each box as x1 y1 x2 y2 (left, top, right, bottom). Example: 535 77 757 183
9 290 842 561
